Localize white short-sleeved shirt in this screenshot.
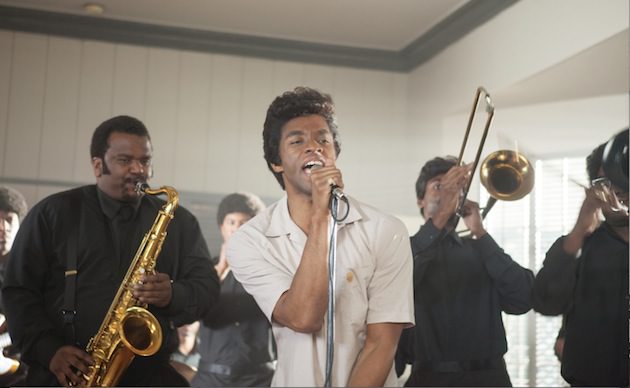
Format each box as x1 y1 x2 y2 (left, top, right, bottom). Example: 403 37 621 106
227 195 414 387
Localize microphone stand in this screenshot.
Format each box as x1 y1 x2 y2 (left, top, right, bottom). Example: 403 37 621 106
324 196 339 388
324 192 349 387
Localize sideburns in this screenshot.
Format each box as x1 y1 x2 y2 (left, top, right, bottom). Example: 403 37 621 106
101 158 111 175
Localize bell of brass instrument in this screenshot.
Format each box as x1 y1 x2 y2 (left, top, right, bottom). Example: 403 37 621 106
82 183 179 387
456 87 535 222
479 150 535 218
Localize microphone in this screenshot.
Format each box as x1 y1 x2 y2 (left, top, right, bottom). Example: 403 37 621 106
331 184 345 199
310 164 345 199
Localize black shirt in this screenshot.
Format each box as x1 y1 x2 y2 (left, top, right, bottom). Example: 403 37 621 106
532 223 629 386
401 219 534 366
2 185 219 385
192 269 275 386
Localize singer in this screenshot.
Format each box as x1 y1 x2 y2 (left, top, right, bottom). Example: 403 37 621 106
227 87 414 387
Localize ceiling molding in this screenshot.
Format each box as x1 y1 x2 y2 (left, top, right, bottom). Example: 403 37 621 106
0 0 518 73
401 0 518 69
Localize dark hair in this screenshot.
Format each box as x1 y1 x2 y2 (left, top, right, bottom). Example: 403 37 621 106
0 186 28 220
586 142 606 182
90 115 151 159
217 192 266 226
263 87 341 189
415 156 458 200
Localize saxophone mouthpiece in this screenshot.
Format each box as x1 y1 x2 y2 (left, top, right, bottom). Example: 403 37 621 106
135 182 149 194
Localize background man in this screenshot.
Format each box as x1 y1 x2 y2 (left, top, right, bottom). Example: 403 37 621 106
192 192 276 387
0 186 28 385
532 140 629 387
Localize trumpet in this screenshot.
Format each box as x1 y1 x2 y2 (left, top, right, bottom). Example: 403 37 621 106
573 177 628 214
571 129 629 214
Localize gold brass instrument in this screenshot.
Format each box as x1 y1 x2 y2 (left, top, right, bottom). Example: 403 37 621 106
479 150 535 218
456 87 535 221
572 177 628 214
82 183 179 387
455 87 495 218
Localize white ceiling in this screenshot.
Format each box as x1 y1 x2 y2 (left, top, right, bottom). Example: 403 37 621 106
0 0 467 50
0 0 626 109
494 30 629 109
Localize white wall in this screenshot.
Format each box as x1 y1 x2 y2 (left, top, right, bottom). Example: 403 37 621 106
404 2 628 385
0 0 628 230
0 30 410 219
408 0 629 181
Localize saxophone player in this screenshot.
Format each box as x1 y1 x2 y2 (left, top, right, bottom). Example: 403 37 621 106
2 115 220 386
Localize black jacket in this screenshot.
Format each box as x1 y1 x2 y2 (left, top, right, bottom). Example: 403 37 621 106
2 185 219 385
399 219 533 370
532 223 629 386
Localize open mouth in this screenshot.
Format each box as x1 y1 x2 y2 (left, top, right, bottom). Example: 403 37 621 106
303 160 324 174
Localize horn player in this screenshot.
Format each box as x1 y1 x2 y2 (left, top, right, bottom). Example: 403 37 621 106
396 155 534 387
2 115 219 387
533 133 629 387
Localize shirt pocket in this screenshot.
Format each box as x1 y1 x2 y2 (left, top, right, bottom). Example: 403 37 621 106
335 261 373 337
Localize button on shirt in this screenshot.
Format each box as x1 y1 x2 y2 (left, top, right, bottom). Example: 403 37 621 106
97 189 141 279
407 219 534 363
227 195 414 387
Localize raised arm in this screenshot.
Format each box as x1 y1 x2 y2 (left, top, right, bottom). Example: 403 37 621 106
532 190 601 315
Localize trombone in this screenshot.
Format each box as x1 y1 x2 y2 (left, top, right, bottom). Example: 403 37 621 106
456 87 535 222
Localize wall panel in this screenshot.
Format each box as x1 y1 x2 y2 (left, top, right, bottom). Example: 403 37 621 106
205 54 243 193
39 37 82 181
302 64 335 95
0 29 414 219
112 44 149 118
238 59 277 197
271 61 304 95
4 32 47 179
144 47 180 187
74 40 115 181
173 50 212 192
0 30 14 174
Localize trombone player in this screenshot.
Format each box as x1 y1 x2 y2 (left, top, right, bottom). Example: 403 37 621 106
532 135 629 387
396 156 534 387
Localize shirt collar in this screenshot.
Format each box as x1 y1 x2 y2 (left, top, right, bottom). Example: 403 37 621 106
448 229 465 245
265 194 363 238
96 187 141 220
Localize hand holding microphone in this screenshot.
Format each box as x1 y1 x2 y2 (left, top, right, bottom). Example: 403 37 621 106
309 163 349 221
310 163 345 199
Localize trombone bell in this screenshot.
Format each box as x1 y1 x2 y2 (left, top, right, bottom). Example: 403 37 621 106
480 150 535 202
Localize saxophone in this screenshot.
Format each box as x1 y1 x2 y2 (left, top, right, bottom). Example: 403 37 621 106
82 183 179 387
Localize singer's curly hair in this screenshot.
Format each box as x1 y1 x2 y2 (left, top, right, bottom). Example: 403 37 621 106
263 87 341 190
